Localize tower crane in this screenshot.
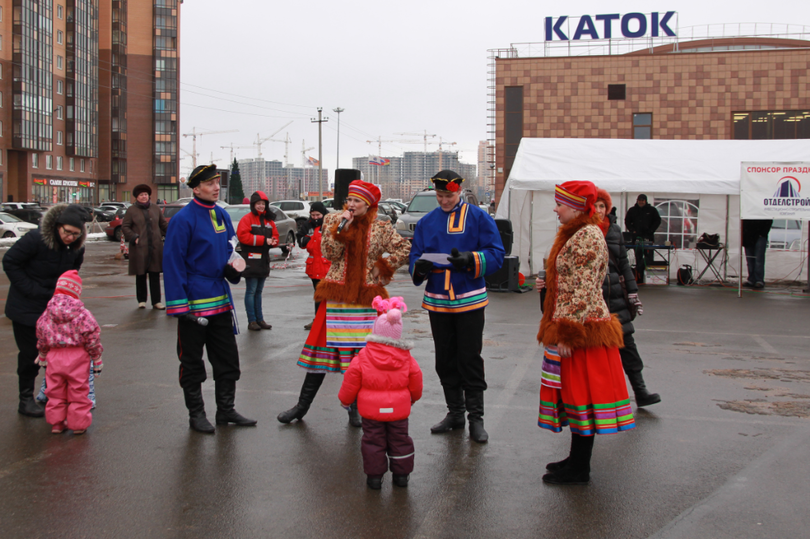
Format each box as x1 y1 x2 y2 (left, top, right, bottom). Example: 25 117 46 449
395 131 437 154
253 121 293 160
430 137 457 170
182 128 238 170
220 143 255 164
268 132 292 167
365 136 422 157
301 140 315 168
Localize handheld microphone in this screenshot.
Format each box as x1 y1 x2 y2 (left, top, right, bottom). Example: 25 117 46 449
180 313 209 327
337 210 354 234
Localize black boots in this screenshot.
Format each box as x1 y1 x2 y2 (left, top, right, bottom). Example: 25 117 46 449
348 401 362 428
465 390 488 443
183 385 215 434
430 387 466 434
277 372 325 424
18 382 45 418
627 371 661 407
543 433 593 485
214 379 257 426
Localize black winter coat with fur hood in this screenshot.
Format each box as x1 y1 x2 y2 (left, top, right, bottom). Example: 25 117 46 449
2 204 86 325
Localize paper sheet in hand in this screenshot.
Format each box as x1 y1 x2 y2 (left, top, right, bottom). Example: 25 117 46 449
419 253 452 267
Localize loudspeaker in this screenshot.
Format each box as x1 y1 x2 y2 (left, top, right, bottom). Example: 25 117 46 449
494 218 513 256
485 255 520 292
333 169 361 210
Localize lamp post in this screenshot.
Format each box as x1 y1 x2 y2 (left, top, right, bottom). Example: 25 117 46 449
332 107 344 169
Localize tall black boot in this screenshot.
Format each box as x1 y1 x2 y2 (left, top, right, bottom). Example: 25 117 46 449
215 379 257 426
18 378 45 418
277 372 325 423
546 433 576 471
543 433 593 485
183 385 215 434
430 386 466 434
627 371 661 407
465 390 488 443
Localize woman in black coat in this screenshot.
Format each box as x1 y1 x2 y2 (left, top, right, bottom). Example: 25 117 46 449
3 204 89 416
122 184 168 309
595 189 661 407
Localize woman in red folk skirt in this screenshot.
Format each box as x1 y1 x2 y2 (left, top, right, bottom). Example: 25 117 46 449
535 180 635 485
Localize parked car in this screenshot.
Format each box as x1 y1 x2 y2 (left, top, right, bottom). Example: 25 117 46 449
269 200 313 225
91 207 116 222
3 208 46 225
98 201 131 209
1 202 42 212
377 202 399 225
768 219 803 250
223 204 298 255
0 212 39 238
395 188 480 240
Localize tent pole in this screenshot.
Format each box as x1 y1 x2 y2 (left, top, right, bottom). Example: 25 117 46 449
724 195 730 281
739 221 743 298
528 190 534 275
805 219 810 293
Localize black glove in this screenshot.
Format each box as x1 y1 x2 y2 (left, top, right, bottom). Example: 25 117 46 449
223 263 242 285
414 259 434 276
448 248 474 270
298 235 311 249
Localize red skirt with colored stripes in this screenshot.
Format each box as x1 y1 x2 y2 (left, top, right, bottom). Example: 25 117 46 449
538 345 635 436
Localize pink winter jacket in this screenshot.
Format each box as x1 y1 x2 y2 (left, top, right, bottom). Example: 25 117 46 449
35 295 103 368
339 334 423 422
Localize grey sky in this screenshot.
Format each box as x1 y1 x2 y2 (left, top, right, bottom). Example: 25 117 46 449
179 1 809 180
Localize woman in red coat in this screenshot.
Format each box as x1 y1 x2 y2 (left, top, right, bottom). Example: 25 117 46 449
339 296 423 489
297 201 331 330
236 191 278 331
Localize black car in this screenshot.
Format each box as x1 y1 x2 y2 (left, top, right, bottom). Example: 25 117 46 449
4 208 46 225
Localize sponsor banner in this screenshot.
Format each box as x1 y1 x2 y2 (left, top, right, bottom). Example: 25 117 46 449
740 162 810 219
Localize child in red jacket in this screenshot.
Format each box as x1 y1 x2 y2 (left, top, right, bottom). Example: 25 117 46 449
339 296 422 490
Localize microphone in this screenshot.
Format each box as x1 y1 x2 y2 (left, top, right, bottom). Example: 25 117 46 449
337 210 354 234
180 313 209 327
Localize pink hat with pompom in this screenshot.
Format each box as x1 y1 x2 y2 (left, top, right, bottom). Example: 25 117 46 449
371 296 407 341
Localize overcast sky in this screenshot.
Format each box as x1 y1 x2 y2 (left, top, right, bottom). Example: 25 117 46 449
178 1 810 180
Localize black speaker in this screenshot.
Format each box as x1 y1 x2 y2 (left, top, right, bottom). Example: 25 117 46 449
333 169 361 210
485 255 520 292
494 218 513 256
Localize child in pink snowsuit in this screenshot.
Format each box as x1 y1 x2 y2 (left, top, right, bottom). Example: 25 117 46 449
339 296 423 490
36 270 103 434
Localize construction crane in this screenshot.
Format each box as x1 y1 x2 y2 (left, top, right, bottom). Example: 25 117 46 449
430 137 457 170
268 132 292 167
300 140 315 168
220 143 255 164
182 128 238 170
252 121 293 160
395 131 436 154
365 136 422 157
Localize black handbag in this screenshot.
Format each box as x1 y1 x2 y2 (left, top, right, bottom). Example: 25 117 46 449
677 265 693 286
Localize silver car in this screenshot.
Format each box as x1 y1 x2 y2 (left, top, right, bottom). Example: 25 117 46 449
223 204 298 255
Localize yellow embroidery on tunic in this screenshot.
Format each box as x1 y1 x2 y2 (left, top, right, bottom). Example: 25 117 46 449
447 204 468 234
210 209 226 233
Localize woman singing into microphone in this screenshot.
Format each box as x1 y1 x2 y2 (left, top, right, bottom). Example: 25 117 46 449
278 180 411 426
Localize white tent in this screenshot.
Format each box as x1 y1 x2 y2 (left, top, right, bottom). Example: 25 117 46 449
495 138 810 282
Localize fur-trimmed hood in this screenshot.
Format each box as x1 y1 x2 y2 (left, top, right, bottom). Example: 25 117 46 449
366 332 414 351
40 204 87 251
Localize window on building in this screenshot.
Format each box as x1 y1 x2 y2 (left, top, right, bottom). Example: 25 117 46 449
0 35 3 51
633 113 652 139
46 155 53 170
32 154 39 168
0 150 3 166
57 5 63 19
57 131 62 145
57 30 63 45
80 159 85 172
0 120 3 136
0 63 3 79
56 106 63 120
57 80 62 94
57 156 63 170
69 157 74 171
653 199 699 249
733 111 810 140
608 84 626 100
0 92 3 107
57 56 63 70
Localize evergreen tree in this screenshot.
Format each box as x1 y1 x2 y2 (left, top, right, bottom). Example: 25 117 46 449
229 159 244 204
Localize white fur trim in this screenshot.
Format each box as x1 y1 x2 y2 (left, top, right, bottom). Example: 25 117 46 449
366 333 413 350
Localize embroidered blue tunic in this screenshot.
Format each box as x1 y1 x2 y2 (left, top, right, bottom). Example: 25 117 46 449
409 201 505 313
163 198 236 318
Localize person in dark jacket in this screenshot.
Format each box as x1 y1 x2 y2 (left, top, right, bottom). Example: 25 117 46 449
624 194 662 282
236 191 278 331
596 189 660 407
741 219 772 289
3 204 90 417
122 184 168 309
297 201 330 330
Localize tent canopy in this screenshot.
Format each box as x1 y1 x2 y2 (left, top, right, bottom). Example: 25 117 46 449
500 138 810 201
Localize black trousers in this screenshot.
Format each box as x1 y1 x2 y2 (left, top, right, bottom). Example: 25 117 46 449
176 312 240 388
619 332 644 374
12 322 40 391
361 418 415 477
311 278 321 314
428 309 487 392
135 272 162 304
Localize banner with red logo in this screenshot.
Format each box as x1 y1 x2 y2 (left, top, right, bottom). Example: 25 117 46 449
740 162 810 220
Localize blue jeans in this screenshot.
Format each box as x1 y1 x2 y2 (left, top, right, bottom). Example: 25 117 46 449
244 277 266 323
745 236 767 285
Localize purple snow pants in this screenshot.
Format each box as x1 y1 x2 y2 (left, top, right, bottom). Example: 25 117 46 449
361 417 415 477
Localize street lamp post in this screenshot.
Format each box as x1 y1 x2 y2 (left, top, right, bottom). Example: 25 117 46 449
332 107 344 169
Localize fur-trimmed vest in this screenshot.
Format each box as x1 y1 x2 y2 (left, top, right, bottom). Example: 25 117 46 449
537 213 624 349
315 210 411 307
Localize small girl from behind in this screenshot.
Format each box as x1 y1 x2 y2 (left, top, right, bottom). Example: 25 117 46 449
36 270 103 435
339 296 423 490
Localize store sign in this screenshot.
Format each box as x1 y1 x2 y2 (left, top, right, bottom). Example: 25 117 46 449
740 162 810 219
49 179 79 187
544 12 676 41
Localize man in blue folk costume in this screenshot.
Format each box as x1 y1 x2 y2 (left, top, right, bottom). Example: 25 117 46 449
163 164 257 433
409 170 505 443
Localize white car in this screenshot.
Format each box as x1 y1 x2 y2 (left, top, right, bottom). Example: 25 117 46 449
0 212 39 238
269 200 314 225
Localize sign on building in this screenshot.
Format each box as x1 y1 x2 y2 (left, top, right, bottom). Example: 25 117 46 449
544 12 677 41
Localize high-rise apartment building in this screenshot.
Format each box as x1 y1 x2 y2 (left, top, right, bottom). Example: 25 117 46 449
0 0 181 205
237 158 329 201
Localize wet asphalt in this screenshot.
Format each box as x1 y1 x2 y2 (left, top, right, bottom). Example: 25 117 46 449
1 240 809 539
